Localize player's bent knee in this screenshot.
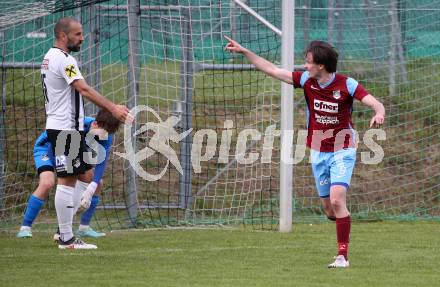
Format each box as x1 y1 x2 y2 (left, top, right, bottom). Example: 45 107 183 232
38 173 56 193
40 180 55 192
34 182 54 199
323 206 335 218
330 196 345 210
323 205 334 218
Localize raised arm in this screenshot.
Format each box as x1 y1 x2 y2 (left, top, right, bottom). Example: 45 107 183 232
361 94 385 127
224 35 293 84
72 79 134 123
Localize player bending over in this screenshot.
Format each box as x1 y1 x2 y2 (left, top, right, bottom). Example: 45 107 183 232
17 109 119 240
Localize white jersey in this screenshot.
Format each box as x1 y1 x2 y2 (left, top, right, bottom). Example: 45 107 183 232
41 47 84 131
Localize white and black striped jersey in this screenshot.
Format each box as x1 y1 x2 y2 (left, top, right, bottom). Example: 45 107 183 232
41 47 84 131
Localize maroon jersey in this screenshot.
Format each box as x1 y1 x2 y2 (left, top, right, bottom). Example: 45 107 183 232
292 71 369 152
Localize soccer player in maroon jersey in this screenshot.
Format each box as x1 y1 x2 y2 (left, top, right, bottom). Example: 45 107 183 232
225 36 385 268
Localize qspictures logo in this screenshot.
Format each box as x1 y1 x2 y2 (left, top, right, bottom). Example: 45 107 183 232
112 105 386 181
114 106 192 181
51 105 386 180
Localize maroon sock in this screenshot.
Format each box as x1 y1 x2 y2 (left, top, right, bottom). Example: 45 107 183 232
336 215 351 260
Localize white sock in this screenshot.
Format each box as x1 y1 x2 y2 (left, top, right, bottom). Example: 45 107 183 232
79 224 89 231
20 226 31 232
72 180 89 216
55 184 75 242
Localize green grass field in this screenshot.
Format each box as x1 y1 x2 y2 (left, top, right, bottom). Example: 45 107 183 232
1 222 439 287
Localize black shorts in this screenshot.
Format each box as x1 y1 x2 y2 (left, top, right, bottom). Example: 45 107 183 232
46 129 88 177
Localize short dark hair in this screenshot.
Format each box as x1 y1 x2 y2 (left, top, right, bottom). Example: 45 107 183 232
305 41 338 73
54 17 79 39
95 109 121 134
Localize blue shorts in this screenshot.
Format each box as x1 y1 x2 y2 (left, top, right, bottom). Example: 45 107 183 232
310 148 356 198
34 141 55 175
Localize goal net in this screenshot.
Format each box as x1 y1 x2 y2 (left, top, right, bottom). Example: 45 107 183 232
0 0 439 231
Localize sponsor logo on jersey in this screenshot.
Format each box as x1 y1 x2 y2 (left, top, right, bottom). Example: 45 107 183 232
314 99 338 113
64 64 77 78
73 158 81 168
55 155 67 172
55 155 66 167
319 178 330 185
41 59 49 70
336 167 347 178
315 114 339 125
333 90 341 99
335 159 347 178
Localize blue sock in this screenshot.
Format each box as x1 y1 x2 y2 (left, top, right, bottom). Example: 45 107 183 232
80 195 99 226
22 195 45 227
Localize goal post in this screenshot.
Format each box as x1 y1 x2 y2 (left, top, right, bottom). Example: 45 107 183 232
230 0 294 232
279 0 295 233
126 0 141 224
